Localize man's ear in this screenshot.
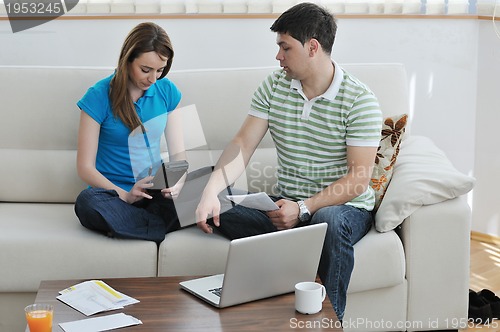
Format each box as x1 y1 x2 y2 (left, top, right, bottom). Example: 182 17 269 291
308 38 320 56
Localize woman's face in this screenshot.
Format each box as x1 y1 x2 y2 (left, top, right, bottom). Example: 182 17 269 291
128 51 168 93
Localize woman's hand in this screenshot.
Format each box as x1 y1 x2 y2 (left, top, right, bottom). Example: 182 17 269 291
161 172 186 199
120 176 154 204
161 182 181 200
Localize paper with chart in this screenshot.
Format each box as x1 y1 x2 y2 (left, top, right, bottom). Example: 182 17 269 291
226 192 279 211
57 280 139 316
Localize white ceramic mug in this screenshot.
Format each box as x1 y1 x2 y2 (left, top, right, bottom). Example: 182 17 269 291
295 281 326 315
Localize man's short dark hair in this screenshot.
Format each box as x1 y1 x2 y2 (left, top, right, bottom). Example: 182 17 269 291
270 2 337 55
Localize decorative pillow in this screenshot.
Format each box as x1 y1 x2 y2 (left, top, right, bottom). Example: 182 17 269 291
370 114 408 211
375 136 475 232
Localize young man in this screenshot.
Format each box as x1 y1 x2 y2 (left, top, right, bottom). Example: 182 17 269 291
195 2 382 321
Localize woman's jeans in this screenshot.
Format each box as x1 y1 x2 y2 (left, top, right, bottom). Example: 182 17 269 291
75 188 180 244
212 191 373 321
74 167 214 243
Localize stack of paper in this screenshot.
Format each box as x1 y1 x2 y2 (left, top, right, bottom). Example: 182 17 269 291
57 280 139 316
57 280 142 331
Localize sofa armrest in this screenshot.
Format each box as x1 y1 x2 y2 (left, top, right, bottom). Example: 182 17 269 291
398 195 471 331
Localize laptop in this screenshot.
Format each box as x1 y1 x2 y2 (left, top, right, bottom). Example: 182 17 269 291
179 223 328 308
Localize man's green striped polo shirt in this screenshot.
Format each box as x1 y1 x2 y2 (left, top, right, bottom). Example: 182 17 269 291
248 63 383 211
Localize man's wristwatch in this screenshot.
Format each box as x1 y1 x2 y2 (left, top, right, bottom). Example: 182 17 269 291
297 200 311 222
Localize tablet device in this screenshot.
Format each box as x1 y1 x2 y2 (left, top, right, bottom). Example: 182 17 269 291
150 160 189 190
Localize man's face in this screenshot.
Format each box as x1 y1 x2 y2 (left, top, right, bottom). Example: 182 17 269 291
128 51 168 92
275 32 310 80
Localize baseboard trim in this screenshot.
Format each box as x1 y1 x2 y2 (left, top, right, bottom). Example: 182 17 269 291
471 231 500 246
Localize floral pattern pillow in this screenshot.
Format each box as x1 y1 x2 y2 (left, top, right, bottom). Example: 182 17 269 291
370 114 408 211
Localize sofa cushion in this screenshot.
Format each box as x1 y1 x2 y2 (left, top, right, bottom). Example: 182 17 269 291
0 64 408 204
158 226 231 277
0 203 158 292
375 136 475 232
0 66 113 204
0 149 86 203
342 63 409 119
168 67 276 150
159 226 405 293
0 67 113 151
370 114 408 211
348 227 405 293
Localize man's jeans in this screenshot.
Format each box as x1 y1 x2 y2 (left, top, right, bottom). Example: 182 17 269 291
212 192 373 321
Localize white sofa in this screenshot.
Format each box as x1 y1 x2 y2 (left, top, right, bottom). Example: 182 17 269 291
0 64 472 331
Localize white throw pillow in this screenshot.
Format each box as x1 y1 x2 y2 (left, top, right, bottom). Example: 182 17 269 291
375 136 475 232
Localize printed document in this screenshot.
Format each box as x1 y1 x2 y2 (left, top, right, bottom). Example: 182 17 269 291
226 192 279 211
57 280 139 316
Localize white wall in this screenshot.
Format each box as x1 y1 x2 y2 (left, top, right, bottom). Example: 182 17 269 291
473 20 500 237
0 16 494 236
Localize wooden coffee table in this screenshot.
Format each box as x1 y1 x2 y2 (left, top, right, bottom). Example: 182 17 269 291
30 276 343 331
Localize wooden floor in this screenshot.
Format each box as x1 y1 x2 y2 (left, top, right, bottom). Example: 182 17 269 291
462 238 500 331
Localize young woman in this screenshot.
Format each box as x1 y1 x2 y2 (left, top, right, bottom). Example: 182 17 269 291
75 22 186 243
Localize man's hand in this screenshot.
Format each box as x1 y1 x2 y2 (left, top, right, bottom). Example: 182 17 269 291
196 192 221 234
266 199 300 230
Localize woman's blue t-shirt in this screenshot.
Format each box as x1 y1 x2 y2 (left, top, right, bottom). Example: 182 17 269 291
77 74 182 192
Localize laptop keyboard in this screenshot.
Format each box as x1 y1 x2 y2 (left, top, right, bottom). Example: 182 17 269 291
209 287 222 297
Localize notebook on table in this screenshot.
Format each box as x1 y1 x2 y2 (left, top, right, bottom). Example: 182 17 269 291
179 223 328 308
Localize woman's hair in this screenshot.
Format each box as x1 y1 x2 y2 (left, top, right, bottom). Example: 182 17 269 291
110 22 174 131
270 2 337 55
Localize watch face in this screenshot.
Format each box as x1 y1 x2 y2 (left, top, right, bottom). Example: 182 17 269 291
299 211 311 222
297 201 311 222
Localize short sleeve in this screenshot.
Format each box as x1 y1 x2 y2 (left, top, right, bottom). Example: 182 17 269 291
345 91 383 147
249 71 280 119
156 78 182 113
76 76 113 124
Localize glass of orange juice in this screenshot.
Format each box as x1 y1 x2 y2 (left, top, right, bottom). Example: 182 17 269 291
25 303 53 332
